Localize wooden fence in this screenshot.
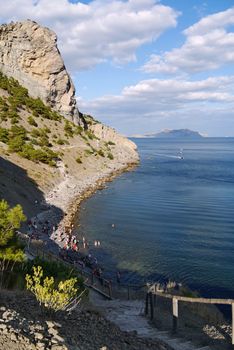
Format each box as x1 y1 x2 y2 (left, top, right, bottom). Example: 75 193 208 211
145 284 234 345
26 243 113 300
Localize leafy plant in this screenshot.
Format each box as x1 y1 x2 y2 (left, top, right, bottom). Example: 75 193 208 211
30 128 41 138
27 116 38 127
0 200 26 246
26 266 80 312
84 149 93 156
107 152 114 160
8 135 25 152
56 138 65 145
0 128 9 143
0 200 26 288
97 149 105 157
106 141 115 146
64 120 74 137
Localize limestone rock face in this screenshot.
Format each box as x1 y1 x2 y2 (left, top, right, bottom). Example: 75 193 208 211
0 20 79 123
91 123 139 164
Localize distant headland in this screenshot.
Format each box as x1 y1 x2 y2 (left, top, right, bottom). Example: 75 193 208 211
131 129 204 139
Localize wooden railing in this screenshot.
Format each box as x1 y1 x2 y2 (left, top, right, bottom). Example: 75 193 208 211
26 244 113 300
145 285 234 345
19 233 148 301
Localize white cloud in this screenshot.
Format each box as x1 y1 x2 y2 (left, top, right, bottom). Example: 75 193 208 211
0 0 178 72
78 76 234 135
142 7 234 74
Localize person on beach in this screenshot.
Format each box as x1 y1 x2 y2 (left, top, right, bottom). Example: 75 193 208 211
116 271 121 284
72 243 78 251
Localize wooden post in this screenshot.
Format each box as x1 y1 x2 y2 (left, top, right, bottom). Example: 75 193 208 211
232 303 234 345
172 298 178 333
153 293 157 317
145 293 149 315
153 293 156 305
149 292 154 320
108 281 112 299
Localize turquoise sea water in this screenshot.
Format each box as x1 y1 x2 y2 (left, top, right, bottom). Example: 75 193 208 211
76 138 234 298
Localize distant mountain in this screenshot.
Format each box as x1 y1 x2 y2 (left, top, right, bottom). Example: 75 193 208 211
134 129 204 139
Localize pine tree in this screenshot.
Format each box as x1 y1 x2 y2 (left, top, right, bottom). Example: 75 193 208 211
0 200 26 287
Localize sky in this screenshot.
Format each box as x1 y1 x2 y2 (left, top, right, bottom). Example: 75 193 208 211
0 0 234 136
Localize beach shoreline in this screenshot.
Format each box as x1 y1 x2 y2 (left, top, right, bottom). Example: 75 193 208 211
26 158 139 256
55 161 139 238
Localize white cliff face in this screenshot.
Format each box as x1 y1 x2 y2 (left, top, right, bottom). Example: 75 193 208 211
0 20 79 123
91 123 139 164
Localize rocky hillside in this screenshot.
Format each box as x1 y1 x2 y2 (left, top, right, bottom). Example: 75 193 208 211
0 20 79 123
0 20 139 219
0 71 138 219
0 290 169 350
0 20 138 221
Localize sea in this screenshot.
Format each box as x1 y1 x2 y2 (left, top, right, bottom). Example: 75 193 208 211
75 138 234 299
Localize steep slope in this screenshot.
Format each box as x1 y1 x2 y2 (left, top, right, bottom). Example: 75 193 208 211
0 72 139 219
0 20 79 123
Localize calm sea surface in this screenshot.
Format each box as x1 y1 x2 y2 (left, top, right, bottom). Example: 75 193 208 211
76 138 234 298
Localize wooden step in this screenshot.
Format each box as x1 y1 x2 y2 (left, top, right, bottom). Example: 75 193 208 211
177 341 198 350
166 339 197 350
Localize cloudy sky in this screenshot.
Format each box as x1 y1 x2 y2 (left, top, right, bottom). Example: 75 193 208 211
1 0 234 136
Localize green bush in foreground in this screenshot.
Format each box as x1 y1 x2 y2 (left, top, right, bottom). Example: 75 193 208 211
26 266 79 312
0 200 26 288
0 200 26 247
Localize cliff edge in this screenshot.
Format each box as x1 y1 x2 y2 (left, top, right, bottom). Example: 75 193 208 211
0 21 139 220
0 20 79 123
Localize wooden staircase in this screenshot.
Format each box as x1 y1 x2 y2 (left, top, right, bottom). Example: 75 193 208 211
90 295 215 350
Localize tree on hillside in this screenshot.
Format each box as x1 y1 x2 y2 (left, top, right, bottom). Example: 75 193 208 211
0 200 26 246
0 200 26 287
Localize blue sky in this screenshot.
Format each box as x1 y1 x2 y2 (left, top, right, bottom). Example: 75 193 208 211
1 0 234 136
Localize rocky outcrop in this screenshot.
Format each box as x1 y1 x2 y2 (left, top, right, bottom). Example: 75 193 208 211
91 122 139 164
0 20 79 123
0 291 170 350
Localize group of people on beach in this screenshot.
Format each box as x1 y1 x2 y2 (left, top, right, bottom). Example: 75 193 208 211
25 213 123 286
26 214 105 271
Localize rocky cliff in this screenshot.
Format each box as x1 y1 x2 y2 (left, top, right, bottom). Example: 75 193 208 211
0 71 139 218
0 20 79 123
0 20 139 222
